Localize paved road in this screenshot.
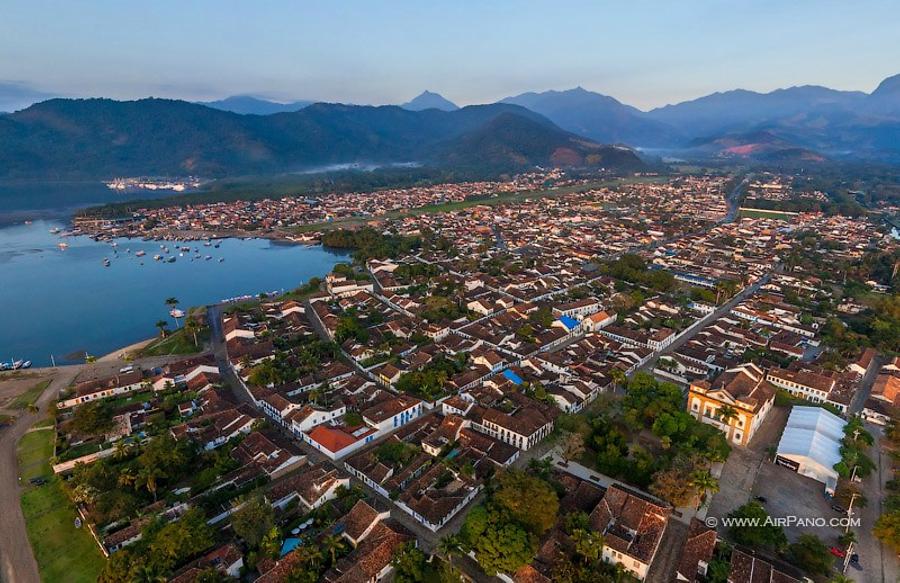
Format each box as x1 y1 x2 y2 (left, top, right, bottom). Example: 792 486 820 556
849 426 899 583
0 366 81 583
639 273 772 374
207 303 257 406
848 356 884 415
722 175 750 223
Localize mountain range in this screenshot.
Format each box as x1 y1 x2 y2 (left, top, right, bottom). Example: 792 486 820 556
0 99 640 179
1 73 898 179
500 76 900 163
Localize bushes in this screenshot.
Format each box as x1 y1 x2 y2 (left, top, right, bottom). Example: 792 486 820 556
321 227 421 262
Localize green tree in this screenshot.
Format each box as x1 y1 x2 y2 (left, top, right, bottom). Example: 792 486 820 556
493 470 559 535
231 494 275 549
874 511 900 553
727 502 786 550
786 534 833 576
184 315 202 346
71 400 116 435
571 528 605 563
471 519 535 576
717 405 738 424
165 297 181 327
437 534 463 559
391 542 429 583
321 533 345 566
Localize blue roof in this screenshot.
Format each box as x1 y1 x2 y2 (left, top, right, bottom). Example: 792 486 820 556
503 369 524 385
558 315 579 331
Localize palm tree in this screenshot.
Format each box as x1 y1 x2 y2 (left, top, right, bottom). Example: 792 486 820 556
571 528 605 563
307 546 325 569
117 468 138 488
155 320 169 339
113 440 130 460
132 564 167 583
690 469 720 497
717 405 738 425
838 530 857 546
437 534 463 560
165 297 180 327
321 534 344 566
610 368 626 393
184 316 201 346
139 466 164 501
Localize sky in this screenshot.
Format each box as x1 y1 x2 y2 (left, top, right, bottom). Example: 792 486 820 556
1 0 898 111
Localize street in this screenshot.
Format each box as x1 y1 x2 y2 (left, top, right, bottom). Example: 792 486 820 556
849 426 899 583
0 366 81 583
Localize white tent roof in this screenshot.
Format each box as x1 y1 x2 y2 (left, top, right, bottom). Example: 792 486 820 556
776 406 846 471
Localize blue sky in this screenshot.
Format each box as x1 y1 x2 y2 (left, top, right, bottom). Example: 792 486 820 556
1 0 898 110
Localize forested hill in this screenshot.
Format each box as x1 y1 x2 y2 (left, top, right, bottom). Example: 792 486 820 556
0 98 643 180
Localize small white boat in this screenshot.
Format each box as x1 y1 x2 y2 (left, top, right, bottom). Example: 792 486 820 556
135 250 146 257
57 242 69 250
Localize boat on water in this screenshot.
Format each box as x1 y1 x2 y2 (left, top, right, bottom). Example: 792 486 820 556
166 256 176 263
103 258 111 267
0 359 32 371
57 242 69 250
154 254 162 261
49 227 61 234
135 250 146 257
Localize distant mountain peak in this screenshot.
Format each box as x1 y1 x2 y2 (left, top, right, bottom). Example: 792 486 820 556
872 73 900 97
198 95 313 115
400 91 458 112
500 87 681 147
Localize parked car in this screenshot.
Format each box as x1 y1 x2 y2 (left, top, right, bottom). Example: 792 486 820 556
829 546 846 558
754 496 768 504
831 504 846 514
28 477 47 486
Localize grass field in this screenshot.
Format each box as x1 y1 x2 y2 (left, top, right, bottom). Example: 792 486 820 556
738 207 798 220
17 419 106 583
7 379 51 410
140 328 208 357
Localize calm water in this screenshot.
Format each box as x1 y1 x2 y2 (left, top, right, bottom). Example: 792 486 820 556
0 220 348 366
0 181 185 226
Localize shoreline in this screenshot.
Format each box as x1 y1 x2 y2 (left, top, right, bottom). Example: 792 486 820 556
96 337 157 363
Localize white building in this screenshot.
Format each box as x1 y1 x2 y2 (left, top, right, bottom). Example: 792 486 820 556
774 406 847 495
